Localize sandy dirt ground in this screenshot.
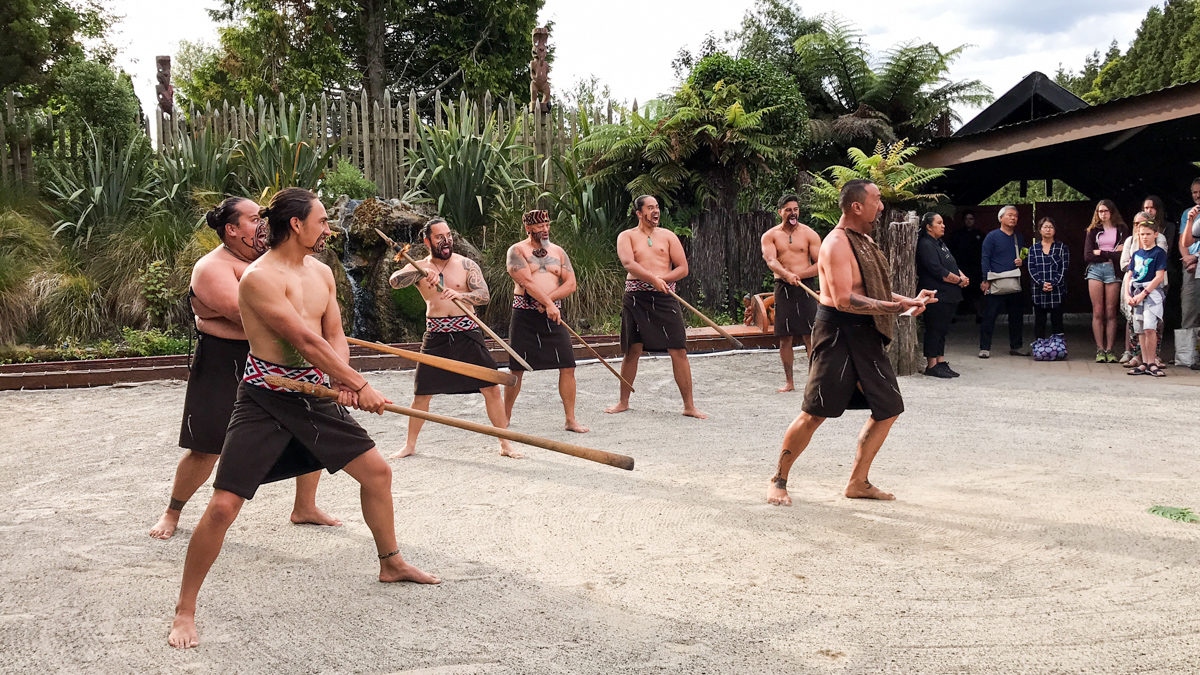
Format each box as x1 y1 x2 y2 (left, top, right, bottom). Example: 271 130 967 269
2 335 1199 672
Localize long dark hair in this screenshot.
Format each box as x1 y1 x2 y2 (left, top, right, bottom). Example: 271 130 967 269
263 188 317 248
204 197 250 241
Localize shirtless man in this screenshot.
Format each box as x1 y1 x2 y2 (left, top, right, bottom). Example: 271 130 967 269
766 180 934 506
605 195 706 419
761 193 821 392
503 209 589 433
388 218 520 458
168 188 438 650
149 196 338 540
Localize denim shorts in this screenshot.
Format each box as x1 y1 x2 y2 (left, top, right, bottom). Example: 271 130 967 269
1085 262 1119 284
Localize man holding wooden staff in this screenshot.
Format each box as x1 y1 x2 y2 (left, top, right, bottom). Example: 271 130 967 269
760 193 821 393
168 188 439 650
503 209 589 433
605 195 707 419
149 196 339 540
389 218 521 458
766 180 934 506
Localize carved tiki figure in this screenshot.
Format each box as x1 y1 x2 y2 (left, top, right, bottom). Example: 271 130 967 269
530 27 551 113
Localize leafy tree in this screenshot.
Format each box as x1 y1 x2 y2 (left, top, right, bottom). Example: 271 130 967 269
1054 42 1120 99
725 0 824 107
1063 0 1200 104
684 52 807 202
183 0 544 107
0 0 111 101
47 59 144 146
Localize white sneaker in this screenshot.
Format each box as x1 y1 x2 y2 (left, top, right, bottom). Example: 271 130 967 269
978 349 990 359
1118 351 1132 364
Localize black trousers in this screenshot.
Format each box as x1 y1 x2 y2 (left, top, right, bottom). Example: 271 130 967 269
979 292 1024 350
1034 305 1064 339
922 298 959 358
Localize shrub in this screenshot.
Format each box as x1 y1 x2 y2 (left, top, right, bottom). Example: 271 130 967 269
120 327 189 356
43 129 158 249
235 102 338 195
0 207 56 344
138 260 173 328
408 104 538 241
156 126 238 219
320 159 377 201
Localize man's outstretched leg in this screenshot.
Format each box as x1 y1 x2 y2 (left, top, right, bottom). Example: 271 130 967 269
559 367 588 432
502 371 524 420
767 412 824 506
393 395 432 458
777 336 795 393
167 489 246 649
605 344 642 413
289 471 342 527
150 451 219 540
481 386 521 458
340 449 440 584
668 348 707 418
844 415 898 500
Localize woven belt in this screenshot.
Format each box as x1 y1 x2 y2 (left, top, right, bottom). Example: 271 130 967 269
242 354 326 391
625 279 676 293
426 315 479 332
512 295 561 311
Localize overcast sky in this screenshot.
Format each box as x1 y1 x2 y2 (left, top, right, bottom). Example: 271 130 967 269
107 0 1150 129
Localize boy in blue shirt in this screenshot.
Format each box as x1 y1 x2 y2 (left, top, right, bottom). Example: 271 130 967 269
1125 215 1168 376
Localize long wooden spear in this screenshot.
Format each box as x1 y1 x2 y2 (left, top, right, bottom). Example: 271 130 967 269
558 320 634 392
345 336 516 387
374 228 534 372
666 289 744 349
265 376 635 471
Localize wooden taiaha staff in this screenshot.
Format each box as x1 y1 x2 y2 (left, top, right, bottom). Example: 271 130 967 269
264 376 635 471
666 289 745 349
374 228 534 372
558 320 635 392
345 336 516 387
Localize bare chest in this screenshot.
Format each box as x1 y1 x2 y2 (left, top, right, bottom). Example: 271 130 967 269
282 271 329 320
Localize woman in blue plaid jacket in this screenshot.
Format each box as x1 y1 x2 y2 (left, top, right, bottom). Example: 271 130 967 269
1028 216 1070 338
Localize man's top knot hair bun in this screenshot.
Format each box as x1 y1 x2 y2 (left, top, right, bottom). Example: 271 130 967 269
204 206 223 232
259 206 272 221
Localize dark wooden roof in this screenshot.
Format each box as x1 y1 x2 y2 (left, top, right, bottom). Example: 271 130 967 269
953 71 1087 137
914 78 1200 213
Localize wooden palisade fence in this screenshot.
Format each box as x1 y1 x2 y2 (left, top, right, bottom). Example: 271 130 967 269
3 88 623 196
153 90 623 196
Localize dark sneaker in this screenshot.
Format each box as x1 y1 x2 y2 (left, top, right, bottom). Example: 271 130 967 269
941 363 961 377
1010 348 1030 357
924 363 954 378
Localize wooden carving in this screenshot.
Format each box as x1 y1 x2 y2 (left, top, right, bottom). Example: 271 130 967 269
530 27 551 113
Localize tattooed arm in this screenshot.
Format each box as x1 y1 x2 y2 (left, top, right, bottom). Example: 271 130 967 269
459 258 491 306
547 248 577 301
389 263 438 290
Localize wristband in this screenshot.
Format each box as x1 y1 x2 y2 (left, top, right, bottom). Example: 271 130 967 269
354 381 368 393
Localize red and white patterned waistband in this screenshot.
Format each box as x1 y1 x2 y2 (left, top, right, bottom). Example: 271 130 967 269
512 294 561 310
426 315 479 332
625 279 675 293
243 353 326 392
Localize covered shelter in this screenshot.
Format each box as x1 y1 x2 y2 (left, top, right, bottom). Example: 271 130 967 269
915 73 1200 313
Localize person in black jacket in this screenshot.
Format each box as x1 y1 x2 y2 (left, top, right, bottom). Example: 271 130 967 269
916 212 970 377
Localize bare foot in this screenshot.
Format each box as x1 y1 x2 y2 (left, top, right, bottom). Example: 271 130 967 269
776 383 795 393
379 558 441 584
500 441 525 459
565 421 590 433
683 407 708 419
290 506 342 527
604 402 630 414
390 446 416 459
767 482 792 506
167 609 199 649
149 511 180 540
844 481 895 500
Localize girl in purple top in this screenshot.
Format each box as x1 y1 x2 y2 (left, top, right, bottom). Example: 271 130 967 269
1082 199 1129 362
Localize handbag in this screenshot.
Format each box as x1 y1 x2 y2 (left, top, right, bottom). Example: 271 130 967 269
1032 333 1068 361
1175 328 1199 367
986 237 1022 295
